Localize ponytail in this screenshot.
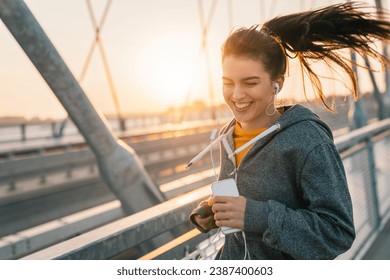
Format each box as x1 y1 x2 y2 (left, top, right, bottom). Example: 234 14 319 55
233 2 390 110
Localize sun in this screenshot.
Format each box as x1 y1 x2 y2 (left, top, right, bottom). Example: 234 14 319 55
135 34 198 107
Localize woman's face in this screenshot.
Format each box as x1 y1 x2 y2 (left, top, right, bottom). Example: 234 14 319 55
222 55 276 130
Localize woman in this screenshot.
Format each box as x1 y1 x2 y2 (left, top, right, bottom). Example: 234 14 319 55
190 2 390 259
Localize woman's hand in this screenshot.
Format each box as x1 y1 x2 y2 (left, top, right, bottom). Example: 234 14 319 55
207 196 247 230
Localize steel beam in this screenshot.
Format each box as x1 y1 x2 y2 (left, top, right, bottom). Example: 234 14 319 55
0 0 164 213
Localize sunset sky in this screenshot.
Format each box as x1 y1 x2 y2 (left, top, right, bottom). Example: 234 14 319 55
0 0 388 119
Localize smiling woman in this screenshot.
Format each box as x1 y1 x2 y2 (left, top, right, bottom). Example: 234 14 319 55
134 34 199 107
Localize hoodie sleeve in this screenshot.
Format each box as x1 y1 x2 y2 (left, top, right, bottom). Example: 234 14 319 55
246 143 355 259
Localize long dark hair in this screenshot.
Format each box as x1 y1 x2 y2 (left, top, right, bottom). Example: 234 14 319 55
222 2 390 110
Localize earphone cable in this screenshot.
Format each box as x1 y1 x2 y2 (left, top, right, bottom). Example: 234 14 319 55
209 128 219 181
242 231 251 260
197 228 222 260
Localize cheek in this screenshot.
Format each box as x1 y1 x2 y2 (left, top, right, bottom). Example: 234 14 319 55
222 87 232 101
255 85 273 101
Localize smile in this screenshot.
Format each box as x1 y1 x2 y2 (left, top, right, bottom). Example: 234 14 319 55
234 102 252 109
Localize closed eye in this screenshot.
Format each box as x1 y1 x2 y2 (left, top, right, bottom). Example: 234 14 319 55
223 82 234 86
222 77 234 87
243 82 258 86
242 77 260 87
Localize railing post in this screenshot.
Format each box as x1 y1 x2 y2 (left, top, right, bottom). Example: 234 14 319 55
366 138 381 230
348 52 367 131
20 123 26 141
50 122 56 138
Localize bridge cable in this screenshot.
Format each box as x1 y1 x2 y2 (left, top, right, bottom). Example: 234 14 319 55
80 0 112 84
82 0 126 132
179 0 219 126
55 0 115 137
197 0 219 126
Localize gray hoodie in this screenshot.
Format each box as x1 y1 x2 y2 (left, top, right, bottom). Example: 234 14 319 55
217 104 355 260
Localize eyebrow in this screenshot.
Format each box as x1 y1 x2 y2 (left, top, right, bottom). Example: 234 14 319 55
242 76 260 81
222 76 261 81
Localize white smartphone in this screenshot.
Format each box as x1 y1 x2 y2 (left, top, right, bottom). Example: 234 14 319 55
211 178 241 235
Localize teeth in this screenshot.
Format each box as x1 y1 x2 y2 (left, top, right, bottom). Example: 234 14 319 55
235 102 251 109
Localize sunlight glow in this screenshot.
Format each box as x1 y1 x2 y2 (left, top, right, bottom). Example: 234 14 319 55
135 34 199 107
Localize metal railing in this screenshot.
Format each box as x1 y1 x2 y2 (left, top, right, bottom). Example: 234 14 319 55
335 119 390 259
0 123 221 253
22 186 211 260
0 111 232 144
20 118 390 260
0 124 217 199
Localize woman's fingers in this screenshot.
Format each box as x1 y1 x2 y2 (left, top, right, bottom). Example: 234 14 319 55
209 196 247 229
208 195 231 206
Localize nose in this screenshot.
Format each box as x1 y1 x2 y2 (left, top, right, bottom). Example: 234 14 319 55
233 86 245 100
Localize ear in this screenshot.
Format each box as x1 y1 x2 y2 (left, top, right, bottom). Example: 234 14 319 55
274 83 280 94
274 76 285 94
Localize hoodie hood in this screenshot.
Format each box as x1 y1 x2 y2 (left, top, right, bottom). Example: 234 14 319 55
275 105 333 140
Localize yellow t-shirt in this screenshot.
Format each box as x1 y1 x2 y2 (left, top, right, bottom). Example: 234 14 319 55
233 122 266 166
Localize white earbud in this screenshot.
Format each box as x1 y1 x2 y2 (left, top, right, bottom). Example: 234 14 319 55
274 83 280 95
